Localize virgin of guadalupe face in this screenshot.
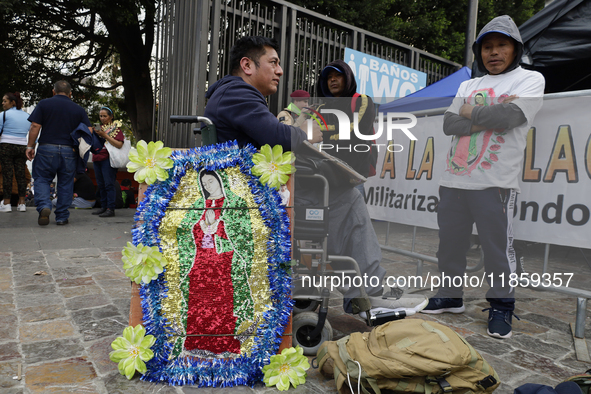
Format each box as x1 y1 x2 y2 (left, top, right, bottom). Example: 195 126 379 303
201 174 223 199
475 93 486 106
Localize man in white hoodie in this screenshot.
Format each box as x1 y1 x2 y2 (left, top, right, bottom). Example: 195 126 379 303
421 16 545 339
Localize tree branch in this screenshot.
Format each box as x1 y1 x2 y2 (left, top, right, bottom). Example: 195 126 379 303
79 81 123 91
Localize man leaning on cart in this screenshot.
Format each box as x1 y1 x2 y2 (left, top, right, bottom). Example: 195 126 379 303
203 35 429 317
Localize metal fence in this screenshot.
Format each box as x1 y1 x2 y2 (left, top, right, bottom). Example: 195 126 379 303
153 0 461 148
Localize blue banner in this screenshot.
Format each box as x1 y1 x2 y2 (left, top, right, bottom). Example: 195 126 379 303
344 48 427 104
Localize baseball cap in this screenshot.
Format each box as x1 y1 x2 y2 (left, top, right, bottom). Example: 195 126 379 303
321 65 343 80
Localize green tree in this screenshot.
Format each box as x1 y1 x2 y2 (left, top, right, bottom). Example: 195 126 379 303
290 0 545 64
0 0 155 142
0 0 546 141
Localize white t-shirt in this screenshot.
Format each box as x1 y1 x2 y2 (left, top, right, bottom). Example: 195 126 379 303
440 67 544 192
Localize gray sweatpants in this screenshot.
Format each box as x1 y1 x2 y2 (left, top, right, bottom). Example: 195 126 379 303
295 185 385 310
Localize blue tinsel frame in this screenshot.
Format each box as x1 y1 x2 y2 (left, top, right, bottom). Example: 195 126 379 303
131 141 293 387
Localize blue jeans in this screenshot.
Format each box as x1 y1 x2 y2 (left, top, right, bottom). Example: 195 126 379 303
355 184 365 199
32 144 77 221
94 159 117 210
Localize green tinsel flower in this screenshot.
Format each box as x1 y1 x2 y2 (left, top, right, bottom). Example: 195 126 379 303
127 140 173 185
109 324 156 380
121 242 167 284
251 144 295 190
262 346 310 391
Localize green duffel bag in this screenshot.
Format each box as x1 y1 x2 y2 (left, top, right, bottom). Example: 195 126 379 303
562 370 591 394
317 318 500 394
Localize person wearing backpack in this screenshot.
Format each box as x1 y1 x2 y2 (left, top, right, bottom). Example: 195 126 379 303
316 60 378 197
0 92 31 213
420 16 545 339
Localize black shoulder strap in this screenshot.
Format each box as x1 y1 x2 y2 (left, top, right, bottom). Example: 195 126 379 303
0 110 5 137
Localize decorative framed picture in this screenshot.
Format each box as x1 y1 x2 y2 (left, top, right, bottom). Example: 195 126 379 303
129 141 293 386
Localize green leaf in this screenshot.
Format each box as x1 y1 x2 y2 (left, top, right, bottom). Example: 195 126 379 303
272 144 284 161
124 362 136 379
139 348 154 361
134 356 147 374
277 374 291 391
109 349 129 362
136 140 148 158
266 374 280 387
260 144 273 161
278 163 295 174
252 152 265 165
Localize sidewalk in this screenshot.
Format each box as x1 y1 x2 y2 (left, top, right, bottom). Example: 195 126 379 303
0 208 589 393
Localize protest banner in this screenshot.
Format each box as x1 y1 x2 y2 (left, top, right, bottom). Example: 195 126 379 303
365 96 591 248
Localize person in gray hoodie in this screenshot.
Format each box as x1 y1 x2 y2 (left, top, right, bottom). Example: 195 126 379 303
420 16 545 339
316 60 377 180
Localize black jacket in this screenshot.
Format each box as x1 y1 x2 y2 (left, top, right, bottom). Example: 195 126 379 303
316 60 376 177
204 75 307 151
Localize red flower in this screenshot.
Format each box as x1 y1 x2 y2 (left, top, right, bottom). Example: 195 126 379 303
481 161 492 170
490 144 500 151
490 153 498 162
496 136 505 143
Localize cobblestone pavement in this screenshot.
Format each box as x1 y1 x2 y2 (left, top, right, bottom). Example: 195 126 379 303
1 209 589 393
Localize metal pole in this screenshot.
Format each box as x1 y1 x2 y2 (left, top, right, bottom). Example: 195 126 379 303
464 0 478 67
277 5 288 101
152 1 161 142
195 0 211 146
575 297 587 338
543 243 550 274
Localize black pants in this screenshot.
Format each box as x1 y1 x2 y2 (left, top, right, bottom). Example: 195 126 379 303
436 186 517 311
0 143 28 199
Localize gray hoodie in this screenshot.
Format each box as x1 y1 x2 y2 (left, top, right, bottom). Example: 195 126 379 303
472 15 524 75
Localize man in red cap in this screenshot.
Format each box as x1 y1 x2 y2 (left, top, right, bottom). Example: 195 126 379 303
277 89 311 126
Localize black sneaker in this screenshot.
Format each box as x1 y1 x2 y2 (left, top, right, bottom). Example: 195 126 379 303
420 297 465 314
92 208 107 215
99 209 115 217
554 382 583 394
484 308 520 339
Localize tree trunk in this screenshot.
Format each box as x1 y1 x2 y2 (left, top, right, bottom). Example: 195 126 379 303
120 60 154 142
99 4 155 142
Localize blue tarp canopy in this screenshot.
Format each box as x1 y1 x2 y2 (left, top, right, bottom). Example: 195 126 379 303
378 66 471 113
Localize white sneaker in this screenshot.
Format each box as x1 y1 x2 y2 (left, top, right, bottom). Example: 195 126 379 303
17 204 26 212
368 293 429 314
0 202 12 212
